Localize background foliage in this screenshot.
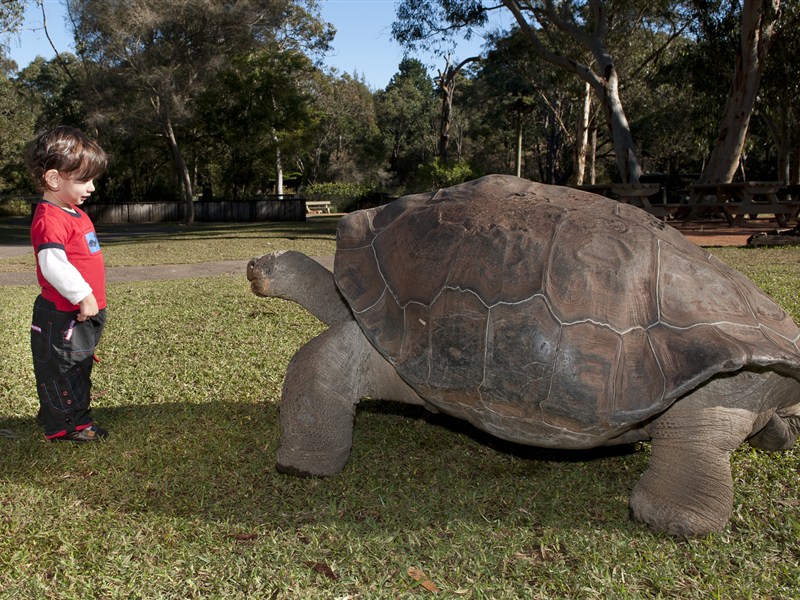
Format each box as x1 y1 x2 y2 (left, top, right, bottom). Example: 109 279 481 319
1 0 799 203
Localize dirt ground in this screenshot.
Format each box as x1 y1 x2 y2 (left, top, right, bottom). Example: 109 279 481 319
669 218 789 247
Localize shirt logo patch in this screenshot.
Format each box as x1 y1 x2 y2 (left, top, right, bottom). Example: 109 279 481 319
85 232 101 254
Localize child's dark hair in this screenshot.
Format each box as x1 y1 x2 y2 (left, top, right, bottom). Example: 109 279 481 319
25 126 108 192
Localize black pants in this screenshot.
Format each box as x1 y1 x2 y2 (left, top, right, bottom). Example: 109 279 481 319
30 295 106 439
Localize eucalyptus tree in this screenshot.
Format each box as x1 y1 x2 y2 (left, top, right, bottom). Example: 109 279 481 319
375 58 438 187
300 70 382 184
70 0 332 222
756 0 799 184
0 52 35 191
195 47 317 198
394 0 689 183
689 0 782 184
0 0 24 35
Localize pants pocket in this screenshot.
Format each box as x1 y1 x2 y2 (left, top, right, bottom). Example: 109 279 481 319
38 367 91 415
31 319 53 363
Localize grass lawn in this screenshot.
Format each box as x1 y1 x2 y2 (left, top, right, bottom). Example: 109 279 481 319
1 218 799 598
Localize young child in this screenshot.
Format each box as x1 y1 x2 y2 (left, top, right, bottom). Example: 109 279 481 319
25 126 110 442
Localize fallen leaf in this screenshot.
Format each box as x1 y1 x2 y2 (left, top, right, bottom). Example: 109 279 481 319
229 533 259 541
408 566 439 592
304 561 338 580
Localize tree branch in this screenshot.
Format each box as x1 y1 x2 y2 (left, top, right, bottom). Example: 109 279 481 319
39 0 78 85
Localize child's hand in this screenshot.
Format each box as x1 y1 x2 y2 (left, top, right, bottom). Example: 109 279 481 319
77 293 99 322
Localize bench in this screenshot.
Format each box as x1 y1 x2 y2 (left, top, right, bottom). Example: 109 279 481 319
305 200 332 214
690 182 800 226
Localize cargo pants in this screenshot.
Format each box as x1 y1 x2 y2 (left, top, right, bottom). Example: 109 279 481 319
30 295 106 439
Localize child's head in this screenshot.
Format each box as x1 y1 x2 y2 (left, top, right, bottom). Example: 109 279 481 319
25 126 107 192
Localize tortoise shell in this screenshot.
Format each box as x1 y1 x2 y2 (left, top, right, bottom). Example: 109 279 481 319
333 175 800 446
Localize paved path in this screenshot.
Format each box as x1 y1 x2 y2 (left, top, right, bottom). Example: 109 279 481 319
0 254 334 286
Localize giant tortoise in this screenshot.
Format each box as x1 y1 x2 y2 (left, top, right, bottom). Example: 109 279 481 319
247 174 800 537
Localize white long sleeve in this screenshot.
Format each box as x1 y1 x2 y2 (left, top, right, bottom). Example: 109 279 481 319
38 247 93 305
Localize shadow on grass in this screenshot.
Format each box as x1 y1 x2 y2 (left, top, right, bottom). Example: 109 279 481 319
97 218 341 246
0 397 647 534
1 216 341 247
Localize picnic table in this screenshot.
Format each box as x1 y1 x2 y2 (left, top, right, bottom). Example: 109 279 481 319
575 183 681 219
305 200 332 214
689 181 800 227
575 180 800 226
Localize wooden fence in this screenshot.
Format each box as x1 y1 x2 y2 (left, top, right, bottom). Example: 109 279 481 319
85 197 306 223
1 196 307 223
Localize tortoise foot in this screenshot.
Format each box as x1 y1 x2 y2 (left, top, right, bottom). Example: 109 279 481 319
276 444 350 477
629 483 728 538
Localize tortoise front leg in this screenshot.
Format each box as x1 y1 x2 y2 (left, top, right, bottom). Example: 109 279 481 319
276 320 424 477
276 321 366 476
629 373 769 537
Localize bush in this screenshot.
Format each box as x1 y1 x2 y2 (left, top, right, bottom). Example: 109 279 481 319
415 158 476 190
0 197 34 217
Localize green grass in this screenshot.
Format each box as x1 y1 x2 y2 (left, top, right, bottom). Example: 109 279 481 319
1 220 799 598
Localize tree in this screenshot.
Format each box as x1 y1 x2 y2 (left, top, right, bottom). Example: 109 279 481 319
0 51 36 191
375 58 438 186
70 0 332 222
196 47 317 198
759 0 800 184
695 0 782 184
300 70 382 184
15 54 86 130
394 0 688 183
436 55 480 163
0 0 24 35
463 28 590 183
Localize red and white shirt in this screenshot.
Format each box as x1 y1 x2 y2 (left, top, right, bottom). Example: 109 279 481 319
30 201 106 311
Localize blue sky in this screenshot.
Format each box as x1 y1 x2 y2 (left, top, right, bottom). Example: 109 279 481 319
4 0 511 90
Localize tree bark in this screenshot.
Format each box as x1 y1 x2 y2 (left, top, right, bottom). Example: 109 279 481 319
437 56 479 163
698 0 780 184
762 109 791 183
574 82 592 185
501 0 642 182
515 116 523 177
161 114 195 225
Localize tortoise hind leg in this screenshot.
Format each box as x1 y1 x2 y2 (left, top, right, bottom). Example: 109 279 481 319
629 371 780 537
748 404 800 451
276 320 423 477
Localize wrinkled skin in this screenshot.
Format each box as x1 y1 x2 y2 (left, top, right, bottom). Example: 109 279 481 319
247 176 800 537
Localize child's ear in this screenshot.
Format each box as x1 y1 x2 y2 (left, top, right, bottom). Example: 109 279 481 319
44 169 61 191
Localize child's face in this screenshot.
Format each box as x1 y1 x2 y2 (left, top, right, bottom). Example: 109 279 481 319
43 169 96 207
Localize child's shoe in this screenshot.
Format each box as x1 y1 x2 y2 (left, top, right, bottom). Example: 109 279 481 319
51 425 109 443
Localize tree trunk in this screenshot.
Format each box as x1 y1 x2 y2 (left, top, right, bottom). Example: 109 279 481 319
596 60 641 183
698 0 780 184
276 144 284 195
501 0 643 182
438 75 454 163
162 115 195 225
574 82 591 185
437 56 479 164
515 115 523 178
